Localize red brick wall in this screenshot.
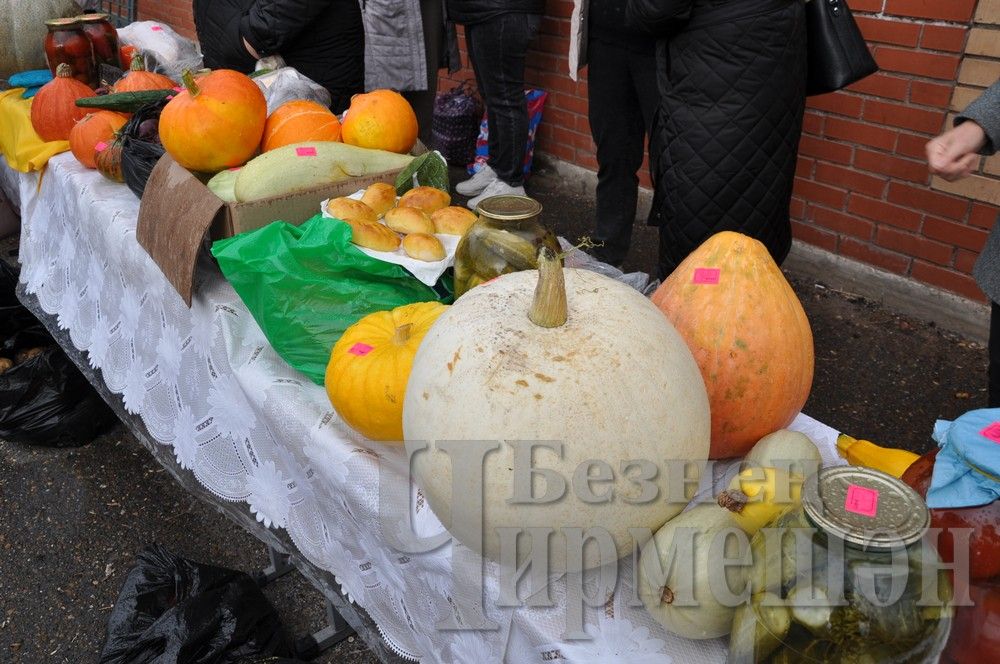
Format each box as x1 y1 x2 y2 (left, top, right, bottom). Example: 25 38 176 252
136 0 196 40
138 0 1000 301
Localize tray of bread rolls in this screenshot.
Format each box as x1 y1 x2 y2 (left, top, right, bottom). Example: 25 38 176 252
321 182 474 287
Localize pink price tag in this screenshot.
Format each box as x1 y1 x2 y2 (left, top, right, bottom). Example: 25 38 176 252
845 485 879 518
165 95 174 101
348 343 374 357
692 267 720 285
94 141 108 153
295 147 318 157
981 422 1000 443
151 25 164 31
172 86 183 92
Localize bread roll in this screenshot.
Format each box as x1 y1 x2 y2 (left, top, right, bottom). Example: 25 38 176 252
347 219 401 252
384 206 435 235
361 182 397 216
402 233 446 262
326 197 377 224
431 206 477 236
398 186 451 214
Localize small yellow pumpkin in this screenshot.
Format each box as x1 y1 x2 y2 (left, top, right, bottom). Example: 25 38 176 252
325 302 447 441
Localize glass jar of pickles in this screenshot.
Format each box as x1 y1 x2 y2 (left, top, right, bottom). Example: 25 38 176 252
43 18 97 88
729 467 952 663
78 13 121 70
453 195 561 298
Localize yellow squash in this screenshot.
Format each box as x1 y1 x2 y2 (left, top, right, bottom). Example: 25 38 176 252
325 302 446 442
836 433 919 478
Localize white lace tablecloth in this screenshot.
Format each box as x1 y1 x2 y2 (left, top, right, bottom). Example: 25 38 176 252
11 153 843 663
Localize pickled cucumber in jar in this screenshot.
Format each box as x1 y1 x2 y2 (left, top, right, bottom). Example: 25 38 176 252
453 195 560 297
729 467 952 663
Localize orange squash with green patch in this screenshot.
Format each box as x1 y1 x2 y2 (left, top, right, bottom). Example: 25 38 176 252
651 231 814 459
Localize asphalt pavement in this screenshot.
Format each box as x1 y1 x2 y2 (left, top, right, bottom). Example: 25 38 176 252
0 163 989 662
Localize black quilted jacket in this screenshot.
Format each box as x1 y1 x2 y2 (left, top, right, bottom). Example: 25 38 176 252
627 0 807 278
193 0 364 112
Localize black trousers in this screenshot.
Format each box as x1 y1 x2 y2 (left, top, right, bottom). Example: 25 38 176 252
587 36 658 266
990 302 1000 407
402 0 444 146
465 13 541 187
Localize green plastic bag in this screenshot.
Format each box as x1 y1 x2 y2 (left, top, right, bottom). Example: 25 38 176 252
212 215 452 384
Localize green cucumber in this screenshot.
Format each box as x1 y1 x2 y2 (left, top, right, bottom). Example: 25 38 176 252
75 89 176 112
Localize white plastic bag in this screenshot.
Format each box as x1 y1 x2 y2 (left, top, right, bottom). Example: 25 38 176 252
252 61 332 114
118 21 203 82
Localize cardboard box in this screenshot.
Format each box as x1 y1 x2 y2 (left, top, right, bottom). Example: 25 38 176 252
136 154 403 305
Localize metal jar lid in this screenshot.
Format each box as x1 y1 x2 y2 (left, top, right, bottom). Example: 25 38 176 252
475 195 542 221
45 18 82 29
77 13 113 23
803 466 930 550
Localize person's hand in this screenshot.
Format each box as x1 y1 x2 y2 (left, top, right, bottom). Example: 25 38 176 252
243 37 261 61
926 121 987 181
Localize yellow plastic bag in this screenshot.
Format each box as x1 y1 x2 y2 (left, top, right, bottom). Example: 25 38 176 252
0 89 69 172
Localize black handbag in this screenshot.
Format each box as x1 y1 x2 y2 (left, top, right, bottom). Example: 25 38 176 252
806 0 879 96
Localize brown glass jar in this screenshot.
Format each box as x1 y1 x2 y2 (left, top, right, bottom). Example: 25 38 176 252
453 195 561 297
44 18 97 88
78 13 121 70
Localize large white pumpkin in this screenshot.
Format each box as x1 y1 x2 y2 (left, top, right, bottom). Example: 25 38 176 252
0 0 82 79
403 250 711 572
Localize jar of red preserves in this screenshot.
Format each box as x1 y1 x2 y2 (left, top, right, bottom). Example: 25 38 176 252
901 448 1000 581
44 18 97 88
78 13 121 70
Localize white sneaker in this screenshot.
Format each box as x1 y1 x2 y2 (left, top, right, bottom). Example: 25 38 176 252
466 179 527 210
455 164 498 196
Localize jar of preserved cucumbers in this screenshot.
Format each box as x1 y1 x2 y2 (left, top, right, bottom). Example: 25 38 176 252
453 195 560 298
728 466 952 663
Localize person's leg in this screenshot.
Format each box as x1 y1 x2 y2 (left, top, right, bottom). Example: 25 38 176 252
989 302 1000 407
467 13 540 187
465 21 500 172
588 38 648 266
402 0 444 146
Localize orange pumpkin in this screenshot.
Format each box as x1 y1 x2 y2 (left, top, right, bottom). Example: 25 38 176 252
158 69 266 172
261 99 341 152
650 231 814 459
95 138 124 182
30 63 93 141
112 54 177 92
69 111 127 168
341 89 418 154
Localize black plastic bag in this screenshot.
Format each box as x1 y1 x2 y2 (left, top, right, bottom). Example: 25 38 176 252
0 263 116 446
0 347 117 446
429 80 483 166
100 545 295 664
120 100 168 200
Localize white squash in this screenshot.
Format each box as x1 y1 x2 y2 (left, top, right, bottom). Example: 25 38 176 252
745 428 822 478
403 248 711 572
0 0 81 78
637 503 749 639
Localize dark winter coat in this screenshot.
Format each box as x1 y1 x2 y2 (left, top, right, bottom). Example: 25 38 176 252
966 80 1000 302
626 0 807 278
446 0 545 26
192 0 364 112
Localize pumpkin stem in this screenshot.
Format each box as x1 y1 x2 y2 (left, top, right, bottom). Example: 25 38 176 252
393 323 414 345
129 53 146 72
528 247 568 328
718 489 750 515
55 63 73 79
660 586 675 605
180 69 200 97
